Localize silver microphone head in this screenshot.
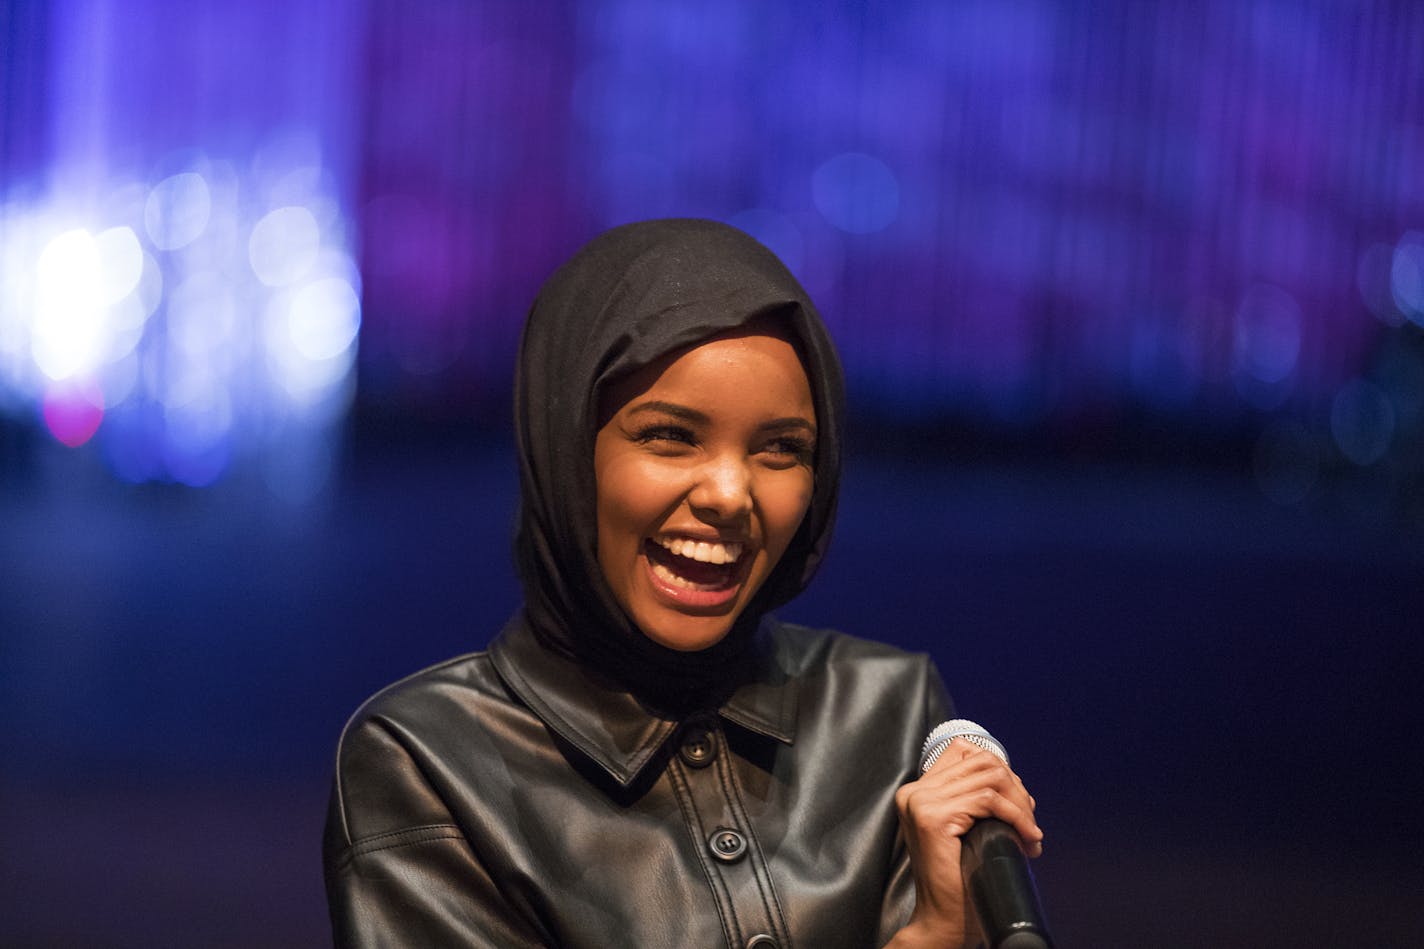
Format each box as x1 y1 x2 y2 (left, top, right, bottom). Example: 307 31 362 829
919 719 1009 774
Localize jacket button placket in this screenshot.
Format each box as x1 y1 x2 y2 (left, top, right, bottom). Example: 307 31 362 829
669 720 789 949
680 723 717 768
708 828 747 863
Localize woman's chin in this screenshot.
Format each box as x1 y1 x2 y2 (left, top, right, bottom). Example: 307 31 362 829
633 609 739 653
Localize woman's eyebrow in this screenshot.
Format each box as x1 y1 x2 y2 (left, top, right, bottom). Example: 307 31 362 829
762 416 816 434
625 400 708 423
628 401 816 434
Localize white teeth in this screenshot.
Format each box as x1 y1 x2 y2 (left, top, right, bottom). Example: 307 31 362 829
652 561 716 590
655 535 743 564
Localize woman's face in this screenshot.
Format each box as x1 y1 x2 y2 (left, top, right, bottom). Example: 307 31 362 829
594 326 817 652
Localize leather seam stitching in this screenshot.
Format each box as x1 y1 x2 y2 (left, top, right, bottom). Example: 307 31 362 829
349 823 462 848
339 826 467 869
719 744 792 949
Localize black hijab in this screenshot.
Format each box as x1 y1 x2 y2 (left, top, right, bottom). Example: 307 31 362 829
512 218 845 706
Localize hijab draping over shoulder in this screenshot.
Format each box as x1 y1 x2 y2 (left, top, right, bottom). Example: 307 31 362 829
513 219 846 703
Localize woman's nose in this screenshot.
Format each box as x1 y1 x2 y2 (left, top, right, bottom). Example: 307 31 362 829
688 454 753 521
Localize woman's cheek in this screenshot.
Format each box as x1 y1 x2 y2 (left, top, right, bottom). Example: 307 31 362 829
770 471 815 542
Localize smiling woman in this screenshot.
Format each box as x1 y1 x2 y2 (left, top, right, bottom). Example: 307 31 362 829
594 322 817 651
323 219 1042 948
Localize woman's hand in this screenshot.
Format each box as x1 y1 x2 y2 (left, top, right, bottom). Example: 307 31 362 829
885 739 1043 949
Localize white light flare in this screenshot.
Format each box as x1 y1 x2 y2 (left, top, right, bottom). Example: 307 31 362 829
31 228 107 381
94 226 144 303
248 205 321 286
30 226 155 383
264 275 361 406
288 276 360 362
144 172 212 251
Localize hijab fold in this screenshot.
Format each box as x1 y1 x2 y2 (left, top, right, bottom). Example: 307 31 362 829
513 219 845 708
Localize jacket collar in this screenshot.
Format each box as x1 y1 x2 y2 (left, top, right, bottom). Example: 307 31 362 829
489 613 799 788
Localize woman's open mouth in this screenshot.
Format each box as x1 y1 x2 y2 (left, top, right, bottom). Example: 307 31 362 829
643 535 748 608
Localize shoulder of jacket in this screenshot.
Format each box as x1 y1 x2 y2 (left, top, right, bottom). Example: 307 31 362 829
767 620 934 680
348 646 495 712
326 650 511 849
334 650 506 755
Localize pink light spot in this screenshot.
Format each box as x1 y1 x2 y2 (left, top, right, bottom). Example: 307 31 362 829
42 379 106 447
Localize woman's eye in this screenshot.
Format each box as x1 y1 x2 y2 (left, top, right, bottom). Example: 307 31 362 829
763 436 814 463
633 425 696 448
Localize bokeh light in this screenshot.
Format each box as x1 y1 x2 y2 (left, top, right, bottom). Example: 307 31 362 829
1232 284 1303 410
1 140 360 495
249 206 321 286
288 276 361 362
144 172 213 251
811 153 901 235
1392 231 1424 327
94 227 144 303
41 377 105 447
1 0 1421 520
31 229 106 381
1331 378 1396 467
167 272 238 364
1358 243 1401 326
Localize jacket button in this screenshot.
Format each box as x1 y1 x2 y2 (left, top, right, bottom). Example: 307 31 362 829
680 725 717 768
746 936 778 949
708 828 747 863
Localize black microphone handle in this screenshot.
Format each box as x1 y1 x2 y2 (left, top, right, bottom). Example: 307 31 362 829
960 818 1052 949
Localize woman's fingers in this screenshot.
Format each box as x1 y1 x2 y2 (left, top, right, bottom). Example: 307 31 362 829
899 740 1044 855
890 739 1046 943
899 779 1040 853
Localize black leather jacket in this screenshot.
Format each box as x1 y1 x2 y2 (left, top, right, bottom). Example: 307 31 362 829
323 616 950 948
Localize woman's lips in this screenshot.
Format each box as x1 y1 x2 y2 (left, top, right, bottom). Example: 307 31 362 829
643 539 745 609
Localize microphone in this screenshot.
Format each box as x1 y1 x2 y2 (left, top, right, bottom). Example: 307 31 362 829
918 720 1053 949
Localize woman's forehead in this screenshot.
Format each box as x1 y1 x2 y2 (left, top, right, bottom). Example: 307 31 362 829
597 321 812 425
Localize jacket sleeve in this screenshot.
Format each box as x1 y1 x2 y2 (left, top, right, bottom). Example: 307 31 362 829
323 717 549 949
876 655 955 946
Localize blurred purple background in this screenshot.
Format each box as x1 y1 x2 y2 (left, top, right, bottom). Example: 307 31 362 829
2 1 1422 946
